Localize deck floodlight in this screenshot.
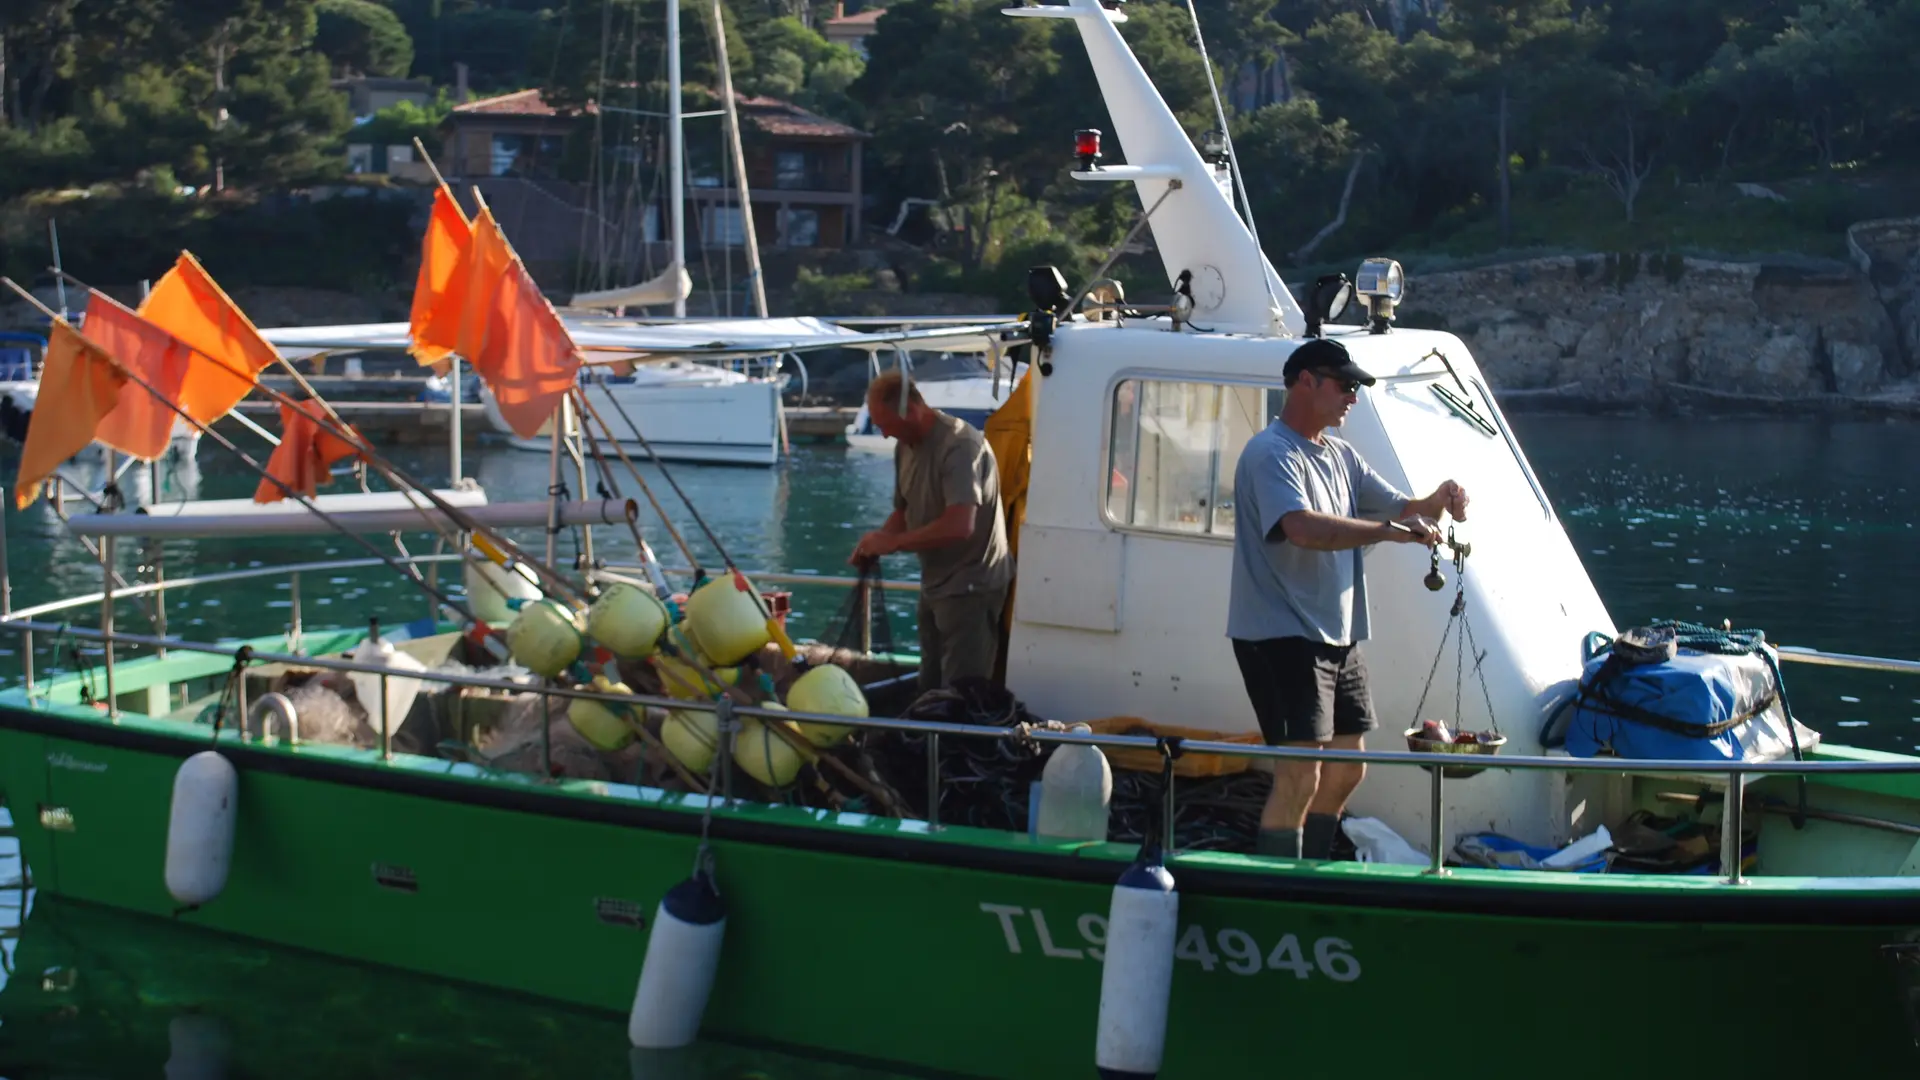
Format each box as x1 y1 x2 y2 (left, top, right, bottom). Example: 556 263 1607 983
1074 129 1103 171
1201 129 1227 164
1028 265 1071 317
1355 257 1405 334
1306 273 1353 338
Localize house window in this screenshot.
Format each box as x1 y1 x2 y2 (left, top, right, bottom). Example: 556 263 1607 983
489 134 566 177
1105 378 1282 537
775 150 810 189
783 208 820 247
703 206 745 246
490 134 522 176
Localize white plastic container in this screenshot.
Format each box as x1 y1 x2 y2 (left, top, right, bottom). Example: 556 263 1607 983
1036 723 1112 842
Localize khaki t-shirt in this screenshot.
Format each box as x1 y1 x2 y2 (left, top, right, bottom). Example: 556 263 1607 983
894 411 1012 601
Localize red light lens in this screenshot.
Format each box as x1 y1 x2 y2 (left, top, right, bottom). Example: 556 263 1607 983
1073 129 1101 158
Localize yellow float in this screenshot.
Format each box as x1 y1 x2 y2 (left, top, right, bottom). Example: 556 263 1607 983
735 704 804 787
651 650 740 701
786 664 869 747
661 707 721 774
568 674 638 751
586 582 670 658
684 573 772 665
506 598 584 677
463 558 541 626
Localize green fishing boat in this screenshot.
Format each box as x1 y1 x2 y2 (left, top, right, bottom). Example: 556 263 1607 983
3 0 1919 1076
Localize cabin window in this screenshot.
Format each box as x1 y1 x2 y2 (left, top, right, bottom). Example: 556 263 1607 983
1105 378 1282 537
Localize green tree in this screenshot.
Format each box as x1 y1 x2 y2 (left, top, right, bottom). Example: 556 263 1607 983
1229 97 1363 265
1444 0 1591 244
1542 61 1674 222
1745 0 1880 171
315 0 416 77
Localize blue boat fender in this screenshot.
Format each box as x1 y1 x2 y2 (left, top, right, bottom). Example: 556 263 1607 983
628 864 727 1049
1095 839 1179 1079
164 750 238 909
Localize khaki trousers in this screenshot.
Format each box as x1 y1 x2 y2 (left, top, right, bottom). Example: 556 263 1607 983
916 587 1006 692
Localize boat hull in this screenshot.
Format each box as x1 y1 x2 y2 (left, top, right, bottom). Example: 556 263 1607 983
487 378 783 467
1 701 1915 1077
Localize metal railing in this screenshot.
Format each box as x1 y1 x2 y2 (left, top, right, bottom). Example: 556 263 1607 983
2 606 1919 887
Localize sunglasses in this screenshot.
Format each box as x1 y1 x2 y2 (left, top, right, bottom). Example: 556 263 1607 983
1314 372 1363 395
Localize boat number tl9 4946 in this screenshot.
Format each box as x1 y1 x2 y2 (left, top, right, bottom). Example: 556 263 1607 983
979 903 1361 982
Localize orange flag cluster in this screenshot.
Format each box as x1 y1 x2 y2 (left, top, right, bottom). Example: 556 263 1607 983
11 182 578 511
407 184 580 439
12 252 363 509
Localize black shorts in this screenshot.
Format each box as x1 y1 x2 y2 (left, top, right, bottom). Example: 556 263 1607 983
1231 637 1378 745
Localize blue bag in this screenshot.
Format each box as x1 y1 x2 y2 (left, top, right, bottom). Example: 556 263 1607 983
1561 626 1813 763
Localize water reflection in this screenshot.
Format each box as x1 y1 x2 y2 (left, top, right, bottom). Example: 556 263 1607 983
0 866 913 1079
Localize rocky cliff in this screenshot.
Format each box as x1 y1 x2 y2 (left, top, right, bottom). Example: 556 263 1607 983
1389 234 1920 411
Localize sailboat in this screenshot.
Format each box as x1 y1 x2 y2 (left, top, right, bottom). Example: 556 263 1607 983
2 0 1919 1075
472 0 800 467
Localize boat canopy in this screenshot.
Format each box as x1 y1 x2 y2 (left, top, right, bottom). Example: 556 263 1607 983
259 316 1028 364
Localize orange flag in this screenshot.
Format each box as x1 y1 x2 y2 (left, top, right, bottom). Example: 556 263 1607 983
453 206 514 364
82 291 192 461
14 321 127 509
475 257 581 438
138 252 279 425
254 399 362 504
408 184 473 368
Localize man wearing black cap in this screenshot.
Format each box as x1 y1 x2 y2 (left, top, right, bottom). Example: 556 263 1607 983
1228 336 1469 860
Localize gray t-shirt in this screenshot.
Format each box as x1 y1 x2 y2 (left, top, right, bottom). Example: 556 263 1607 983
1226 421 1410 645
895 411 1012 602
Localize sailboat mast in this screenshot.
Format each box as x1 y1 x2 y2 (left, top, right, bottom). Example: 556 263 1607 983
712 0 767 317
667 0 687 317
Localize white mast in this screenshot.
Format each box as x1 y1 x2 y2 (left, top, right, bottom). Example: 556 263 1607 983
668 0 687 317
1007 0 1304 336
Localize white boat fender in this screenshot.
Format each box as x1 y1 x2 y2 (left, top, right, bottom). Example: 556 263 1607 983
628 865 727 1049
1095 837 1179 1080
164 750 239 910
1036 722 1112 842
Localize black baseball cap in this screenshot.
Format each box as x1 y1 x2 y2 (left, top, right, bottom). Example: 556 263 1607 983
1283 337 1375 386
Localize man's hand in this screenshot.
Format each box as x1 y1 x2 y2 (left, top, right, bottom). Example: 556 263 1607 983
849 530 898 566
1431 479 1469 522
1386 515 1442 547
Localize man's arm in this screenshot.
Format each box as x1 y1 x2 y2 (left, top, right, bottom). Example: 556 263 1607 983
1280 509 1436 551
881 503 976 554
851 505 974 562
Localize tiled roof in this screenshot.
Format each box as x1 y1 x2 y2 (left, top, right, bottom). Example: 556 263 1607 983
825 7 887 28
452 89 564 117
736 95 866 139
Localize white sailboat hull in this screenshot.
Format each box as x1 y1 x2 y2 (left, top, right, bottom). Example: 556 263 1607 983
486 377 784 467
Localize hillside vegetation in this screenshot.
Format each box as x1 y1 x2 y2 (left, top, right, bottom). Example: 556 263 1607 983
1 0 1915 301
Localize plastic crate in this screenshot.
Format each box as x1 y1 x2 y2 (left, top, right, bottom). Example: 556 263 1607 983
1079 717 1265 778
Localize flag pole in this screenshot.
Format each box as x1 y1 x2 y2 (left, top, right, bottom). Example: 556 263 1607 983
411 135 468 486
2 277 498 642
